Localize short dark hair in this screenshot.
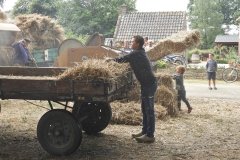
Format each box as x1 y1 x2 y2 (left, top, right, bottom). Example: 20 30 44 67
24 38 31 43
133 35 144 48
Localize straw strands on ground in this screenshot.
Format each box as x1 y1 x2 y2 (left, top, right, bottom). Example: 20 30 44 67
15 14 65 50
111 101 167 125
147 30 201 61
58 59 129 82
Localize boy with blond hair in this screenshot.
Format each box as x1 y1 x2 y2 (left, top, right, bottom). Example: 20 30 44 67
173 65 192 113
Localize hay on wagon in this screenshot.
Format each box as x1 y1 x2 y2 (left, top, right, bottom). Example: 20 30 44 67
58 59 130 82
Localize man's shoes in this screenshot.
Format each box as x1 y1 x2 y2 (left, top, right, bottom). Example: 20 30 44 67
132 132 144 138
188 107 193 113
135 134 155 143
214 87 217 90
209 87 212 90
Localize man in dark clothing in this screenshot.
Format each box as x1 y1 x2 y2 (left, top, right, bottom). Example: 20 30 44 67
109 35 157 143
12 38 33 66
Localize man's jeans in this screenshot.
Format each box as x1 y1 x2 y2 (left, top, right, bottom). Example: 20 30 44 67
141 81 157 138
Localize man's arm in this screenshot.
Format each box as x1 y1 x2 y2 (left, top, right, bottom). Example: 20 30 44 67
114 53 132 63
215 61 218 71
206 61 209 70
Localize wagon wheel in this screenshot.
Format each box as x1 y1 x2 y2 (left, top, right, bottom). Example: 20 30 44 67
73 101 112 134
37 109 82 156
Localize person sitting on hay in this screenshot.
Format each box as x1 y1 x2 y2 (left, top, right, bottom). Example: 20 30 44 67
107 35 157 143
12 38 35 66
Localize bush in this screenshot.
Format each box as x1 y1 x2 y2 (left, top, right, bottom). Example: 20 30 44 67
216 59 228 64
156 60 167 68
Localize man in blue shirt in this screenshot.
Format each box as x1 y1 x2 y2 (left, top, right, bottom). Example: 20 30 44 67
108 35 157 143
12 38 33 66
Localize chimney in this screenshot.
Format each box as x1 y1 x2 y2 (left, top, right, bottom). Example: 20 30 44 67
114 4 128 42
118 4 128 15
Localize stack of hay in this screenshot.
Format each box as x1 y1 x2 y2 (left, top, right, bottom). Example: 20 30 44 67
15 14 65 50
111 73 177 125
0 10 7 22
155 73 178 116
147 30 201 61
111 101 167 125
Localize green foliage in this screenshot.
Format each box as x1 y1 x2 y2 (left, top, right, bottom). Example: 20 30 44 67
187 48 200 59
188 0 224 49
156 60 167 69
219 0 240 25
216 59 228 64
57 0 136 37
12 0 63 18
65 31 89 44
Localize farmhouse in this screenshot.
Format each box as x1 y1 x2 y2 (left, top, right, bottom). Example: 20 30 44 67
113 5 187 45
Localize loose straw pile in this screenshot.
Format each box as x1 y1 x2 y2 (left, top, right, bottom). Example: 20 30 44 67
15 14 65 50
147 30 201 61
0 10 7 22
111 101 167 125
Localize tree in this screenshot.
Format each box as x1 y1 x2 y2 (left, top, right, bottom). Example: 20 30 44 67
188 0 224 49
57 0 136 37
12 0 63 18
219 0 240 25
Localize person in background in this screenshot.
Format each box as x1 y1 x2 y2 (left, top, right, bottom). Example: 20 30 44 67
12 38 34 66
145 40 153 50
143 36 149 48
173 65 192 113
107 35 157 143
206 53 217 90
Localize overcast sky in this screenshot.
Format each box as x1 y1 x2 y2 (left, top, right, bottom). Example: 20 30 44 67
2 0 189 12
136 0 189 12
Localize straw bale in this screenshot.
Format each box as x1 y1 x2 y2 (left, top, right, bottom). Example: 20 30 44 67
15 14 65 50
0 10 7 22
155 73 174 89
147 30 200 61
57 59 130 82
111 101 167 125
155 85 178 116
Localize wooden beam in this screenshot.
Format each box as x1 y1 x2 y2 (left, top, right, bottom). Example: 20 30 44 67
0 67 67 76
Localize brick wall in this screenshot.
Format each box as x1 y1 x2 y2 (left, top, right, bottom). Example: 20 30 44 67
158 67 228 80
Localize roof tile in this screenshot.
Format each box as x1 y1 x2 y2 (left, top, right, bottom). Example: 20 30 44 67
114 11 187 42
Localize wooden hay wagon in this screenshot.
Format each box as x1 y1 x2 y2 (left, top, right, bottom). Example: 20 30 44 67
0 66 133 156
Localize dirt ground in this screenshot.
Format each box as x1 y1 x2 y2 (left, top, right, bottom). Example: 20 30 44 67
0 97 240 160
